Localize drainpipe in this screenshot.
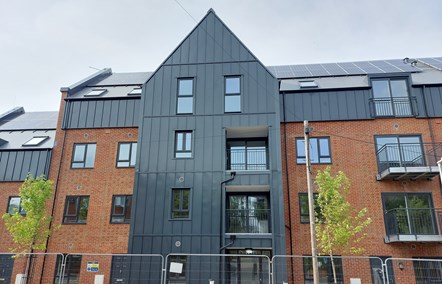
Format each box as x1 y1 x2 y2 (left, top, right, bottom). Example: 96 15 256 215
220 171 236 252
282 92 295 282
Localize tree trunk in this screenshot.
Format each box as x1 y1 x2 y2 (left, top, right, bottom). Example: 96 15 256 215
330 254 337 284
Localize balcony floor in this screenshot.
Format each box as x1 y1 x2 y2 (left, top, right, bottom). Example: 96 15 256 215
385 234 442 243
377 166 440 181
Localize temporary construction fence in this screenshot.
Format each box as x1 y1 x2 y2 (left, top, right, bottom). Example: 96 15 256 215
1 252 442 283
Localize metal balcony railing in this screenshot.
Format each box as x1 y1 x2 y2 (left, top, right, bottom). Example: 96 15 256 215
226 209 271 234
376 143 442 180
226 148 269 171
384 208 442 242
369 97 417 117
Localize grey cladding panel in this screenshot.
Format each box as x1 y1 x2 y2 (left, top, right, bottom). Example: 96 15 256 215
63 99 140 128
0 150 51 181
163 12 257 65
282 89 372 122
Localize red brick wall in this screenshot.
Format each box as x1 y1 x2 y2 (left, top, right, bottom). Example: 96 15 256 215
281 117 442 282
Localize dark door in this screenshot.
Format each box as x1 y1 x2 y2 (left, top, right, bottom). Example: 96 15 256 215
110 256 130 284
0 255 14 284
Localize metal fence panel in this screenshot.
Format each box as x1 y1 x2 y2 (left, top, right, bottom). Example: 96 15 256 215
166 253 271 284
386 257 442 284
272 255 384 284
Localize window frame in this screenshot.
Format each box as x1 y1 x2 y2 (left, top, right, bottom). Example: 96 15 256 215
174 131 193 159
71 143 97 169
298 193 320 224
224 76 241 113
296 137 332 164
370 77 413 117
116 142 137 168
302 256 344 284
374 134 425 168
168 255 187 283
6 196 25 216
54 254 82 284
176 78 194 115
110 195 132 224
413 257 442 284
171 188 191 220
226 138 269 171
63 196 90 224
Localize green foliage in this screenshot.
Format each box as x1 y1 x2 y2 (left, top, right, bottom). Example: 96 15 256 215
315 167 372 283
2 175 54 253
315 167 372 256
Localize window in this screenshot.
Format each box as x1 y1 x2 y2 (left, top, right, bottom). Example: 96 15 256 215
63 196 90 224
175 131 192 158
227 250 271 283
413 257 442 284
225 76 241 113
375 135 424 171
71 144 96 168
111 195 132 223
171 188 190 219
177 78 194 114
85 89 107 97
227 194 270 233
299 193 320 224
370 256 395 284
128 88 142 95
226 139 268 170
168 255 187 283
7 197 25 215
383 193 435 235
54 255 82 284
371 78 412 116
116 142 137 167
303 256 343 284
22 136 49 146
296 137 331 164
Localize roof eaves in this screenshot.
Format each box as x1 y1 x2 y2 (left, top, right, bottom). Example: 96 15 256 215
60 68 112 96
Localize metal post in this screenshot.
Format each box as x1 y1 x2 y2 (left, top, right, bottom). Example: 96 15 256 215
438 158 442 185
304 120 319 284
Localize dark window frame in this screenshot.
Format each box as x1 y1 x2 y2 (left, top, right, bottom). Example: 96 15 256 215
303 256 344 284
413 257 442 284
168 255 187 283
226 138 269 171
63 196 90 224
54 254 82 284
370 77 413 117
296 137 332 164
374 134 425 168
370 256 395 284
110 195 132 224
298 193 320 224
174 131 193 159
6 196 26 216
171 188 191 219
224 76 241 113
71 143 97 169
116 142 137 168
177 78 194 115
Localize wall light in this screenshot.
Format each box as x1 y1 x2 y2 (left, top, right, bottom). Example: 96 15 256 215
398 262 404 271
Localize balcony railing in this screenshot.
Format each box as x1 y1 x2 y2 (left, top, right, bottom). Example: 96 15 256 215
226 209 271 234
384 208 442 243
369 97 417 117
226 148 269 171
376 143 442 180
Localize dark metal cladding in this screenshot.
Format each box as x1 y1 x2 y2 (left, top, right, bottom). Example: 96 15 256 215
128 9 286 283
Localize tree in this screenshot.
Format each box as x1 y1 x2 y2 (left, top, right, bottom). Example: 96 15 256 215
315 167 372 284
2 175 54 254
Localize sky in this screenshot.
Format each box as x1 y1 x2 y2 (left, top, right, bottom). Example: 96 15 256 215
1 0 441 115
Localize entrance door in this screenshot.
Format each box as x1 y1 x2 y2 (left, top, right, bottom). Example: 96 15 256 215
0 255 14 284
227 250 271 284
110 256 130 284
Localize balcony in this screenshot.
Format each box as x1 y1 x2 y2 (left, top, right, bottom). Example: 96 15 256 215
226 209 271 234
369 97 417 117
226 147 269 171
376 143 442 180
384 208 442 243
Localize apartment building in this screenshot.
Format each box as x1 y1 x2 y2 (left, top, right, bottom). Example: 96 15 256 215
275 59 442 283
1 7 442 284
0 107 57 283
